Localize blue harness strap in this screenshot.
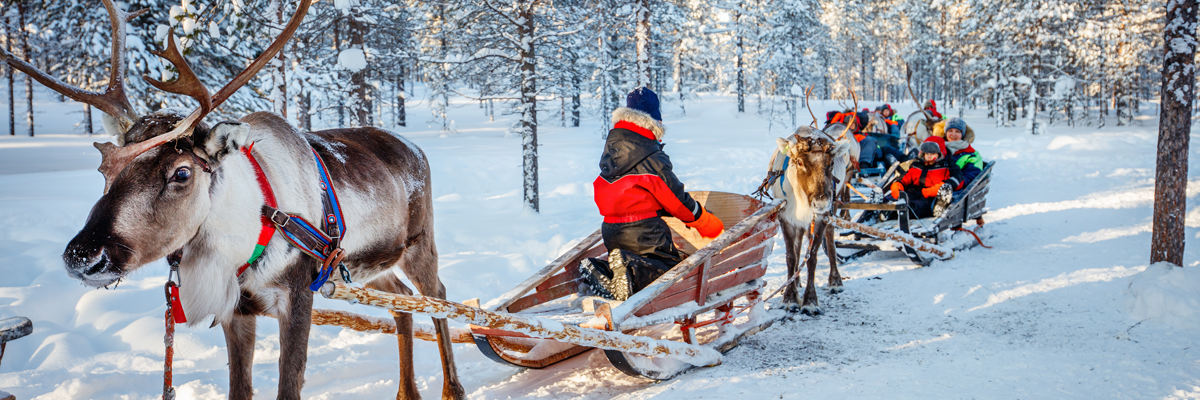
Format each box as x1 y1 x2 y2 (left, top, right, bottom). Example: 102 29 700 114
260 147 350 291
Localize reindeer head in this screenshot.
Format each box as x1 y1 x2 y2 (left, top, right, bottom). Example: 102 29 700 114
0 0 312 287
776 132 851 215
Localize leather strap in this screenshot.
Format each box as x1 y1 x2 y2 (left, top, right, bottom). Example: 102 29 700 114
238 142 278 277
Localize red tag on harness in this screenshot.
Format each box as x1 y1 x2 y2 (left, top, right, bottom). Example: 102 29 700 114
169 285 187 324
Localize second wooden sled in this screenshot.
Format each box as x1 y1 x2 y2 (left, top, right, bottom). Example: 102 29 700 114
472 191 785 380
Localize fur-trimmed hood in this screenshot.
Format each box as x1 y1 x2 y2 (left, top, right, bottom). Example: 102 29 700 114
612 107 666 140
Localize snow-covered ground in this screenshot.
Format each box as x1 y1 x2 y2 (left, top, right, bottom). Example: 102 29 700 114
0 82 1198 399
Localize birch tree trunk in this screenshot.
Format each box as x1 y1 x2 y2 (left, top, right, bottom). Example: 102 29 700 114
1151 0 1196 266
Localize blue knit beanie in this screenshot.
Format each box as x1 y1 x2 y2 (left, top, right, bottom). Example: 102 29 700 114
626 87 662 121
945 117 967 138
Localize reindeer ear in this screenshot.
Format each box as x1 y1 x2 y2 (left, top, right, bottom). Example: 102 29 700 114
776 137 792 155
832 140 852 158
198 121 249 162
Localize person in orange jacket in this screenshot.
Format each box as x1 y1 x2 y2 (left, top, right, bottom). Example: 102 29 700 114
889 139 964 218
580 87 724 301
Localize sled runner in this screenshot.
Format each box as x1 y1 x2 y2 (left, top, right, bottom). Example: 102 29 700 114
837 161 995 266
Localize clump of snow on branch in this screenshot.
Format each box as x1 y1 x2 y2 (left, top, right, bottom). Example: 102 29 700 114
339 49 368 72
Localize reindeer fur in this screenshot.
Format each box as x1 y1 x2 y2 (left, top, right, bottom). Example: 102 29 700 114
771 126 856 315
64 111 463 400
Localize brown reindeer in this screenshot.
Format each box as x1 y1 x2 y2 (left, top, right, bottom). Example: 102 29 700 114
771 127 856 315
7 1 464 399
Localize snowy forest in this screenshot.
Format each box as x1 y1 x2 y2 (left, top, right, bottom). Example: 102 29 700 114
0 0 1198 399
0 0 1166 135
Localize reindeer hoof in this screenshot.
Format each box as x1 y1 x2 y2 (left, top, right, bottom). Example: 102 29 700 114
829 285 845 294
800 305 823 316
782 302 802 313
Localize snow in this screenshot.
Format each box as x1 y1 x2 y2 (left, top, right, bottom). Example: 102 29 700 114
0 83 1198 399
1125 262 1200 330
337 48 367 72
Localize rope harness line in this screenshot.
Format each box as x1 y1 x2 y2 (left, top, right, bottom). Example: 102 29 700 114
952 219 992 249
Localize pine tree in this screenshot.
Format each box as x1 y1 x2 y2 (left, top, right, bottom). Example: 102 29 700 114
1151 0 1194 266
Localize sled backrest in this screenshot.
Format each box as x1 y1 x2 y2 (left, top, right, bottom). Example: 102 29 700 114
662 191 764 254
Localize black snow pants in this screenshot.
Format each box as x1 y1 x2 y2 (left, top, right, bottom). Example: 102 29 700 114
578 217 684 299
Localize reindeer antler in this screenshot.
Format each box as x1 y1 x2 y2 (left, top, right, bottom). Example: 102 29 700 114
805 85 818 127
0 0 137 131
96 0 314 193
144 28 212 116
905 64 935 121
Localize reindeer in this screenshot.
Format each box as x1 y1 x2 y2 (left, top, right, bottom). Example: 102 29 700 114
7 1 464 399
769 126 857 315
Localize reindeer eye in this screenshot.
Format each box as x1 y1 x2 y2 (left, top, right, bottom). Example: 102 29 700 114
172 167 192 183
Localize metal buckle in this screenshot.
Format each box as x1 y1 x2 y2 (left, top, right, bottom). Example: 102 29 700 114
270 210 290 228
168 266 182 288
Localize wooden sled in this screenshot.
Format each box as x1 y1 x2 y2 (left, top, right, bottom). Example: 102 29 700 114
838 161 995 265
470 191 785 380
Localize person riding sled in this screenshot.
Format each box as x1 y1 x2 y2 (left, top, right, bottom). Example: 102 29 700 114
934 117 984 187
888 139 964 219
580 87 724 301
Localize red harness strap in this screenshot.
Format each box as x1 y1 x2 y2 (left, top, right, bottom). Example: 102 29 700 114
238 142 279 276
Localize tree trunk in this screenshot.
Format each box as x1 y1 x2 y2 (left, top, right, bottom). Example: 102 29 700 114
6 15 14 136
84 104 93 134
518 1 539 212
635 0 650 88
334 20 345 127
272 0 288 119
348 8 371 126
735 10 744 113
396 67 406 127
571 74 580 127
19 1 32 136
1151 0 1195 266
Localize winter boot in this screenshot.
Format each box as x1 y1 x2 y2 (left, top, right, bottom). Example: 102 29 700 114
578 258 615 300
932 183 954 218
606 249 633 301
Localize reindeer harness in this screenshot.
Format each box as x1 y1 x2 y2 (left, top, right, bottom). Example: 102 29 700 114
242 142 351 291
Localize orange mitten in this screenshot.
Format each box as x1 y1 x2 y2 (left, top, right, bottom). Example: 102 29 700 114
921 184 940 198
890 182 903 199
686 210 724 239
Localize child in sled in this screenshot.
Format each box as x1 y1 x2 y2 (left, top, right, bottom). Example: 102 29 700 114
579 87 724 301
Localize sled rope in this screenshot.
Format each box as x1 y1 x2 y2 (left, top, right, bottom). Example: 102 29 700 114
952 227 992 249
319 281 723 365
830 217 952 259
759 229 818 305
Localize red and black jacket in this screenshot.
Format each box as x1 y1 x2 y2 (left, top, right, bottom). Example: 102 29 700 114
897 157 965 197
593 120 702 224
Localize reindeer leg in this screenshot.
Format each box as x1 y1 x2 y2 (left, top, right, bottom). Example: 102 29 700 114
365 273 422 400
223 311 257 400
276 266 314 400
801 221 826 316
780 220 802 313
401 237 466 400
823 217 844 293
